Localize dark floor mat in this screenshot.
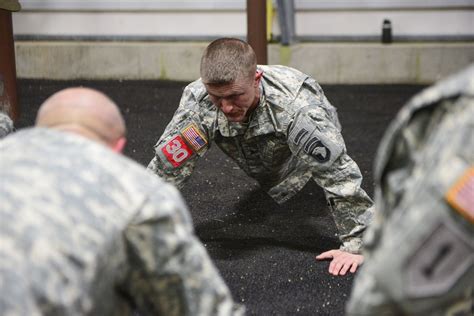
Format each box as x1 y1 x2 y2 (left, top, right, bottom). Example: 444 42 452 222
16 79 426 315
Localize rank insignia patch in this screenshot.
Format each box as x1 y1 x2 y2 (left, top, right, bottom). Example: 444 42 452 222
160 135 193 167
445 167 474 223
181 123 207 152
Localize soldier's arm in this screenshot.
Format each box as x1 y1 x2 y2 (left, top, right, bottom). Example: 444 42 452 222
123 182 244 316
348 87 474 314
0 111 14 139
287 85 373 275
147 86 211 188
288 89 374 251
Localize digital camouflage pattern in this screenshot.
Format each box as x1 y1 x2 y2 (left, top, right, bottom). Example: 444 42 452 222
0 111 13 138
347 65 474 315
148 65 374 253
0 128 244 316
0 76 14 138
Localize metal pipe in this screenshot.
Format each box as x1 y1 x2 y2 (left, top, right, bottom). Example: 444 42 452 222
277 0 295 46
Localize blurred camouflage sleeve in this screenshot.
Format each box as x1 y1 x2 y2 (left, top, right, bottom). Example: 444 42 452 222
123 182 244 315
347 67 474 315
147 86 210 188
288 85 373 253
0 111 14 138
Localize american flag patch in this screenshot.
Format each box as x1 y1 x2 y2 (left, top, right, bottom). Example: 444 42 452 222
181 123 207 152
445 167 474 224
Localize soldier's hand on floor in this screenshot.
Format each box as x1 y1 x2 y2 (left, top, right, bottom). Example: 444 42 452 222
315 249 364 276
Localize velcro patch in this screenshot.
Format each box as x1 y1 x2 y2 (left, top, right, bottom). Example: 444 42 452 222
405 220 473 298
181 123 207 152
289 116 340 164
445 167 474 224
160 135 193 168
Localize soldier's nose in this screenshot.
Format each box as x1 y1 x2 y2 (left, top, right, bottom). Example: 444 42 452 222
221 100 234 113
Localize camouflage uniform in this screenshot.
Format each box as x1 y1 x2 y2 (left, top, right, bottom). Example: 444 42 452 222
0 110 13 138
0 76 14 138
0 128 244 316
346 65 474 315
148 65 374 253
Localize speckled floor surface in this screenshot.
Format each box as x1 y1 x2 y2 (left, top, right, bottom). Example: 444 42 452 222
16 80 425 315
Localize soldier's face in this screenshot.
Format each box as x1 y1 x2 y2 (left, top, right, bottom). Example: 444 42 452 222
205 71 262 122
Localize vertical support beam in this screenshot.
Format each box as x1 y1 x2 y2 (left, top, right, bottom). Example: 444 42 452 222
0 9 19 121
247 0 267 65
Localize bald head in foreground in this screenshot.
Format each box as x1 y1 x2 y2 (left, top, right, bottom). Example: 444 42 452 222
36 87 126 150
0 87 243 315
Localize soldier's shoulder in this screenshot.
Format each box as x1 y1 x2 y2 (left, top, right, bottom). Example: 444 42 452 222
0 111 14 138
260 65 308 82
260 65 311 113
180 78 216 113
184 78 207 101
374 65 474 180
407 64 474 116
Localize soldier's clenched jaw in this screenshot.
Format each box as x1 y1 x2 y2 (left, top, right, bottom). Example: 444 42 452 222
205 71 262 123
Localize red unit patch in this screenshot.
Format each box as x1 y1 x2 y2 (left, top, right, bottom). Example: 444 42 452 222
161 135 193 167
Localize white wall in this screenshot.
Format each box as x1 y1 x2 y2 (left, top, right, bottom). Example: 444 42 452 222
12 0 474 40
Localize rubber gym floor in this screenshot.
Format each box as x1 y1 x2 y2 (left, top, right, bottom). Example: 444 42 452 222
16 80 426 315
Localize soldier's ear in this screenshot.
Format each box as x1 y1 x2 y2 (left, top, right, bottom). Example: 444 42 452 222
254 70 263 87
111 137 127 153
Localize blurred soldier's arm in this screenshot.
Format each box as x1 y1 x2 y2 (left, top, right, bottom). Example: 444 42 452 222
1 74 15 138
347 66 474 315
287 81 373 275
0 110 13 138
123 182 244 315
148 86 211 188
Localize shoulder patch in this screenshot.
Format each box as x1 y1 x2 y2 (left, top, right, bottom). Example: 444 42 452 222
158 135 194 168
181 123 207 152
289 116 339 163
445 167 474 224
404 220 473 298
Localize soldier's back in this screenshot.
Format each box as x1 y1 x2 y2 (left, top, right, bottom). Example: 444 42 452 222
0 127 178 315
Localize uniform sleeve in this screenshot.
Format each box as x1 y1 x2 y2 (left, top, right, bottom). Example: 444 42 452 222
287 85 373 254
123 183 244 316
147 86 211 188
347 93 474 315
0 111 14 139
347 168 474 315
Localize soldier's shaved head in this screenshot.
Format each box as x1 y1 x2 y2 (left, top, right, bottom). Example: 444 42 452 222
200 38 257 84
36 87 126 151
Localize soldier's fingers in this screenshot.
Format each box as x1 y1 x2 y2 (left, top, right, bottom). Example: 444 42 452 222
350 261 359 273
316 249 337 260
339 262 352 276
329 260 344 275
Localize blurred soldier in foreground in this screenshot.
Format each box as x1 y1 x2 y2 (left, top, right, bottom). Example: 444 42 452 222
0 76 14 138
148 38 374 276
0 87 243 315
0 109 13 138
346 65 474 315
